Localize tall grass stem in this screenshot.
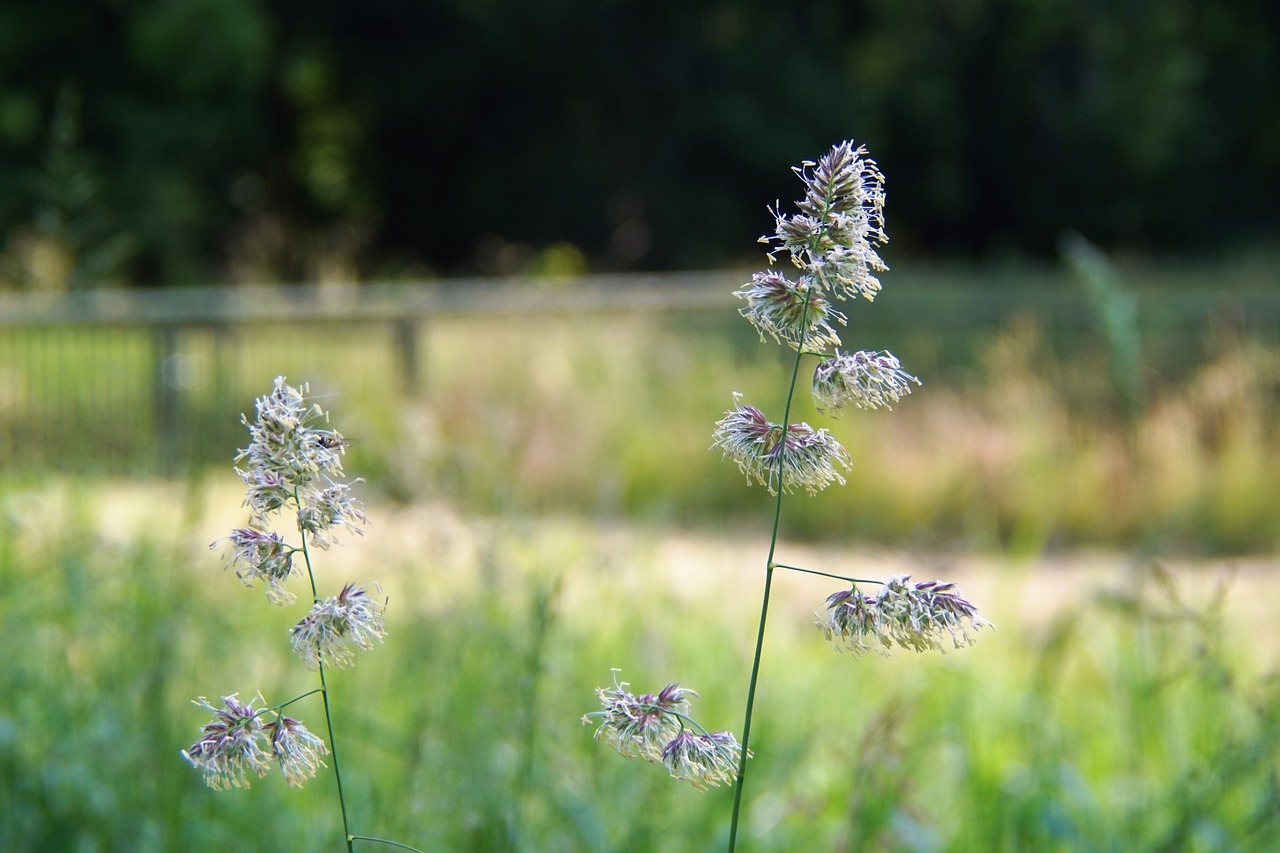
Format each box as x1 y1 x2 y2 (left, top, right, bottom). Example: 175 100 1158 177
727 298 812 852
299 513 355 853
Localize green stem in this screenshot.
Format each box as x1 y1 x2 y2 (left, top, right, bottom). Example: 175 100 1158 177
348 837 426 853
298 496 354 853
772 563 886 586
727 298 812 853
276 688 325 711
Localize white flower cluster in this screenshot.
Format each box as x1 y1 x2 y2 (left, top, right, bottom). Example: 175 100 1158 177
584 671 747 792
187 377 385 794
819 575 992 658
718 141 918 494
181 695 328 790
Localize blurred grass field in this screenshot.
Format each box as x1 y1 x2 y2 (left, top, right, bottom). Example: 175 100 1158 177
2 264 1280 850
2 480 1278 851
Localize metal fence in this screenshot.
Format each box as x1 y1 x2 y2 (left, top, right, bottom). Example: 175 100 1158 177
2 269 1277 476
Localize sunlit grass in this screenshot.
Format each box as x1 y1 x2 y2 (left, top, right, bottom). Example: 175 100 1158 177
2 482 1277 850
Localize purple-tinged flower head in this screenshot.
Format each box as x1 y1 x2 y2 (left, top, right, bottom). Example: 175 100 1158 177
734 270 845 352
712 393 850 496
296 479 368 549
181 694 272 790
661 730 748 792
290 582 387 671
818 587 882 657
813 350 921 413
819 575 991 658
264 714 329 787
213 527 298 605
765 140 888 303
235 377 350 521
584 671 694 762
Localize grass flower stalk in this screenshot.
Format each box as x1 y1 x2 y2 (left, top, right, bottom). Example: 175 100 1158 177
183 377 419 853
715 141 982 852
584 141 986 850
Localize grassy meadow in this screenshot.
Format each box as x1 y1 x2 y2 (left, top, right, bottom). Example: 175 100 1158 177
2 265 1280 850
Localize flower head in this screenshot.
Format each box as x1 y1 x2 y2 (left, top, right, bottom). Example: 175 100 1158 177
296 479 368 549
235 377 350 525
661 730 746 792
734 270 844 351
812 350 920 413
213 527 297 605
766 140 888 303
585 671 693 762
290 582 387 671
181 694 272 790
265 714 329 787
712 394 850 495
819 575 991 657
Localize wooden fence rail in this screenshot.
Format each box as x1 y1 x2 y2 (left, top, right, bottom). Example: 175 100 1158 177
1 269 1276 475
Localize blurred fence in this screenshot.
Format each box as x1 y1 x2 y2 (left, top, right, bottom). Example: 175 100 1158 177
1 269 1277 476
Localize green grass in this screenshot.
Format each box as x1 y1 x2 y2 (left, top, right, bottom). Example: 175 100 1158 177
2 481 1277 851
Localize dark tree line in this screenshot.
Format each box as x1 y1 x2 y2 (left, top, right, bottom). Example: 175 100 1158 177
1 0 1277 287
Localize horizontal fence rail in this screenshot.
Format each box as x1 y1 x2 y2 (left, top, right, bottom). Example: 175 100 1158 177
1 268 1277 476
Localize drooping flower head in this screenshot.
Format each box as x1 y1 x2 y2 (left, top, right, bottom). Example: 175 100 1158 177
661 730 746 792
182 695 331 790
812 350 921 413
290 582 388 671
584 670 749 791
214 527 298 605
181 694 273 790
734 270 845 352
711 393 850 495
586 671 693 762
819 575 991 657
265 714 329 787
296 480 368 550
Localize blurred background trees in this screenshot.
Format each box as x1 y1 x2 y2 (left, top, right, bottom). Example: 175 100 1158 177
1 0 1277 288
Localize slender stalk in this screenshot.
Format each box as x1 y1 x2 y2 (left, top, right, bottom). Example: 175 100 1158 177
298 508 355 853
773 563 886 586
348 837 426 853
726 298 812 852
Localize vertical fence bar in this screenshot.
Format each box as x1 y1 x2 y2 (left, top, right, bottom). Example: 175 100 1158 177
394 317 421 394
152 324 180 475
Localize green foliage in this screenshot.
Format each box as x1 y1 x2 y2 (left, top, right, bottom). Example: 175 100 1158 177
2 2 1279 283
1 487 1278 850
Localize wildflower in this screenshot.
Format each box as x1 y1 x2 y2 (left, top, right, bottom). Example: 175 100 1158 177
734 270 844 351
265 714 329 787
585 672 692 762
181 695 272 790
296 479 368 549
765 140 888 303
661 730 746 792
235 377 349 522
812 350 920 413
712 394 850 495
819 575 991 657
214 527 297 605
290 583 387 671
